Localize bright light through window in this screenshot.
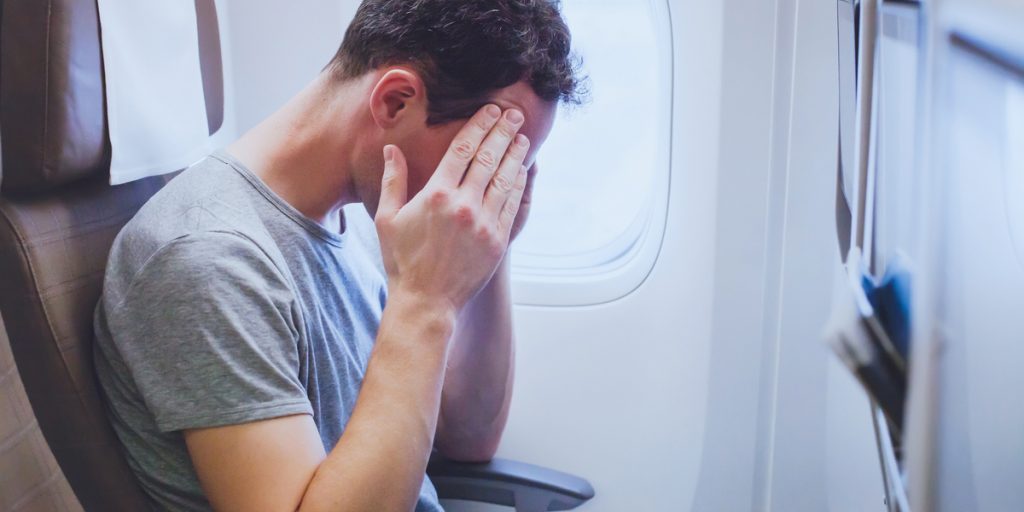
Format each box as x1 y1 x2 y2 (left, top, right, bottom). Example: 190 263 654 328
512 0 666 271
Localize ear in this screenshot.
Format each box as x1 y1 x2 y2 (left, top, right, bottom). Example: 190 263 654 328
369 68 426 129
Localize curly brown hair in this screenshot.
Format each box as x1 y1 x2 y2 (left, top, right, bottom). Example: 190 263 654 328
328 0 585 125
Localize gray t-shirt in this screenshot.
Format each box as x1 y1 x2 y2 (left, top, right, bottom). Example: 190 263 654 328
93 152 441 511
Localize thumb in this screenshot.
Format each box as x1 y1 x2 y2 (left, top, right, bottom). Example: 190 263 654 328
376 144 408 221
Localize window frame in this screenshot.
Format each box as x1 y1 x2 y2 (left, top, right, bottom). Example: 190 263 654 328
510 0 674 307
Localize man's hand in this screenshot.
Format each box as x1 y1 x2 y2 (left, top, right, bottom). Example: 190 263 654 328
508 162 538 242
375 104 531 314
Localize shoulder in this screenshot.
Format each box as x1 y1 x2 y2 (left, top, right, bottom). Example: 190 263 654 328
105 229 295 311
148 230 279 270
124 156 267 249
104 157 290 301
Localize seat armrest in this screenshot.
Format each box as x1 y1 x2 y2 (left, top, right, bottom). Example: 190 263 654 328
427 452 595 512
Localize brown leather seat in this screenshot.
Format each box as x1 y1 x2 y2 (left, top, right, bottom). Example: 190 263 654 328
0 0 223 509
0 312 82 512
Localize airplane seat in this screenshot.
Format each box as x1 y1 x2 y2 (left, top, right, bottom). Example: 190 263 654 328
0 0 222 509
0 311 83 511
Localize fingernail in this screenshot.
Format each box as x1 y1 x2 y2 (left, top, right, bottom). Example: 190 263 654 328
507 109 524 124
485 104 501 119
383 145 394 162
515 134 530 147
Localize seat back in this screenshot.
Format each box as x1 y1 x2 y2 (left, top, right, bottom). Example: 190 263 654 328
0 0 223 509
0 312 82 512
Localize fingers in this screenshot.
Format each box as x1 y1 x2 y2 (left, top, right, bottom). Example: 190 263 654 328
462 109 526 193
498 166 529 238
482 133 531 217
376 145 408 222
429 105 502 188
517 161 538 215
524 162 539 200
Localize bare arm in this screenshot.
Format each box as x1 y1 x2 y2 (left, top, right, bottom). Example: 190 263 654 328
186 293 453 512
435 257 515 462
183 104 531 512
435 161 537 461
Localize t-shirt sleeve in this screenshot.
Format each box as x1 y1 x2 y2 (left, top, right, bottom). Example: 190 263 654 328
108 231 312 432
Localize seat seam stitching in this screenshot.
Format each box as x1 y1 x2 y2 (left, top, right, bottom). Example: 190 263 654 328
0 363 17 385
0 419 39 453
0 207 98 438
7 465 64 512
21 210 137 248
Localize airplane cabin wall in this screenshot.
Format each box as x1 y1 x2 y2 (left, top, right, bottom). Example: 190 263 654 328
687 0 884 510
218 0 359 135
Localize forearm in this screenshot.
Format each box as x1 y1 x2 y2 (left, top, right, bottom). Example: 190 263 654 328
435 257 516 461
301 289 454 512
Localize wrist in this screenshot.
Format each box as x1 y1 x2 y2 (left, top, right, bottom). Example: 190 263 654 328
386 284 458 340
481 256 511 296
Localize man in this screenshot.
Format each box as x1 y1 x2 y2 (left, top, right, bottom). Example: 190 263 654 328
93 0 582 510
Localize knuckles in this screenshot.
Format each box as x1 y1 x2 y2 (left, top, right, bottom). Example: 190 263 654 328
496 124 517 139
427 189 451 208
373 215 394 235
510 141 530 161
380 168 400 185
485 235 507 260
475 117 496 132
474 223 493 242
451 140 476 160
490 173 514 194
474 223 506 259
514 175 528 192
451 203 476 227
475 149 498 171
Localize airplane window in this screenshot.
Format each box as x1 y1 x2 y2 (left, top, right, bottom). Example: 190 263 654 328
512 0 667 272
1007 80 1024 268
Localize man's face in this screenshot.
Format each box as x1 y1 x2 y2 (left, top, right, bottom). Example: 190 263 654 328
400 81 558 198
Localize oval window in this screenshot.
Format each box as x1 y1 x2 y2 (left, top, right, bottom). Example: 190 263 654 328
511 0 672 305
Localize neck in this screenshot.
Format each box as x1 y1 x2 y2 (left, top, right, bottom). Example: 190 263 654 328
227 73 365 230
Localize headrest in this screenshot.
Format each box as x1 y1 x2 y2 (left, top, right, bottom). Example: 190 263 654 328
0 0 223 195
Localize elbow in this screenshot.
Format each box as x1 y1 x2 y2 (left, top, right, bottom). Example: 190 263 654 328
434 398 511 462
434 433 502 463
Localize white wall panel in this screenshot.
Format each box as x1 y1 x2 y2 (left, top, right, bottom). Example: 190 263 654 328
755 1 885 510
220 0 358 134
